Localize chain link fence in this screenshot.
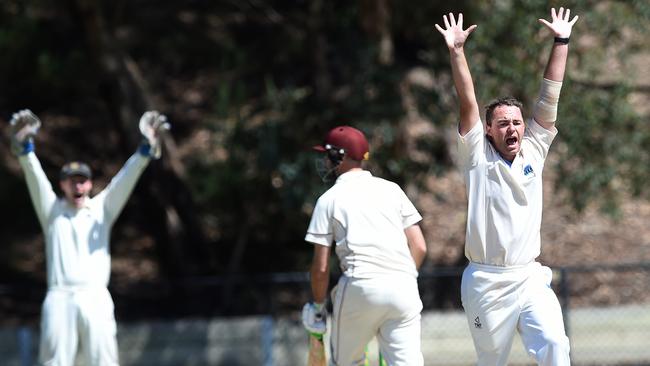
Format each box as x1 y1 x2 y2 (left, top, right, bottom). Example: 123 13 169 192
1 263 649 365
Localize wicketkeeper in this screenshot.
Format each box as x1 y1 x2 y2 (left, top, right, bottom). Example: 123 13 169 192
9 109 169 366
302 126 427 366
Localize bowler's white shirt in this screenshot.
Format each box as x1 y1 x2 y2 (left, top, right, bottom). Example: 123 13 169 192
457 119 557 266
18 152 149 288
305 170 422 278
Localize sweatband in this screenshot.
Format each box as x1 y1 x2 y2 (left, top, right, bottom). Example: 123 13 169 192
21 140 34 155
138 142 153 157
533 78 563 123
554 37 570 44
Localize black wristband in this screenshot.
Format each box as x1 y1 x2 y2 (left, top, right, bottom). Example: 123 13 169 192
554 37 570 44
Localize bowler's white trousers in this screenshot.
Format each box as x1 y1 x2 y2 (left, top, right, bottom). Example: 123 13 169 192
329 274 423 366
461 262 570 366
39 286 118 366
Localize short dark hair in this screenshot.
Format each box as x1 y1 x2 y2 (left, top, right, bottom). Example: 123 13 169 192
484 96 523 125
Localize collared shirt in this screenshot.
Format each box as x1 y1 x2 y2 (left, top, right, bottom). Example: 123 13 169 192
457 119 557 266
19 152 150 288
305 170 422 278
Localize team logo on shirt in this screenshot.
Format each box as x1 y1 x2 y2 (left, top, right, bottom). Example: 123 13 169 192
474 316 482 329
524 164 534 176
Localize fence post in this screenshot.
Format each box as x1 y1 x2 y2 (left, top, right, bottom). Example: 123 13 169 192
17 326 32 366
558 267 570 337
557 267 573 364
261 316 274 366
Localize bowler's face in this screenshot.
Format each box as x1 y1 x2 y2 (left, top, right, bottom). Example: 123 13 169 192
486 105 525 162
59 175 93 208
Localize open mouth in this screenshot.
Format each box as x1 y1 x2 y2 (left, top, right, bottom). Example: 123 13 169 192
506 137 518 146
73 192 84 199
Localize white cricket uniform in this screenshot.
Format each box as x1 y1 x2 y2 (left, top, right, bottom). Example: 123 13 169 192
457 119 570 366
18 151 150 366
305 170 424 366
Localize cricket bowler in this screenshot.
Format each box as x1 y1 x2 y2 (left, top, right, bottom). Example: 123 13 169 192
435 6 579 365
302 126 427 366
9 109 169 366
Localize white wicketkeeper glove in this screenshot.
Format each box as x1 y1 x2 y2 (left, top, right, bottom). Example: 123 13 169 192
302 302 327 336
9 109 41 156
138 110 170 159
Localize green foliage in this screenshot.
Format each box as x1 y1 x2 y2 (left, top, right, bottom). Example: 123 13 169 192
557 83 650 214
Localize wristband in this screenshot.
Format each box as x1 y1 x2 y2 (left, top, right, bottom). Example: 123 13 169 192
138 142 152 157
21 140 35 155
554 37 569 45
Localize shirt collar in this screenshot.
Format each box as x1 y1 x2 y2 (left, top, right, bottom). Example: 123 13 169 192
62 197 92 211
495 145 525 168
335 169 371 184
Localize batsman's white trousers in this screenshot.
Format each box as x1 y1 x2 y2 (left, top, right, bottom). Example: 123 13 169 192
329 274 423 366
461 262 570 366
39 286 119 366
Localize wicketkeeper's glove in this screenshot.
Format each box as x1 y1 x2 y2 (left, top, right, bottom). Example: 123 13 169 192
302 302 327 336
138 110 170 159
9 109 41 156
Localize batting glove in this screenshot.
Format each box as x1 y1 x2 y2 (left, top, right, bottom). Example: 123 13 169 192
302 302 327 336
9 109 41 156
138 110 170 159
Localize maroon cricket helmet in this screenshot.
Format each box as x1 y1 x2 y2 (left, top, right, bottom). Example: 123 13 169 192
312 126 370 161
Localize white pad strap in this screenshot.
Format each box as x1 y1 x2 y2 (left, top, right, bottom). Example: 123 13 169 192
533 78 563 123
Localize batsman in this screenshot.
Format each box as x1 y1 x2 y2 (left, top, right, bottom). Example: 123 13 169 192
435 6 579 366
9 109 170 366
302 126 427 366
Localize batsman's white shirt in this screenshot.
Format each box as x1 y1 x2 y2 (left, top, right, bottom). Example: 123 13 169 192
306 170 424 366
457 118 557 266
305 170 422 278
19 152 150 288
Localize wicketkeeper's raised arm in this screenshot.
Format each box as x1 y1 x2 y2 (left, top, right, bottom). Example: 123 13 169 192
534 7 579 130
102 110 171 220
435 13 479 136
10 110 57 229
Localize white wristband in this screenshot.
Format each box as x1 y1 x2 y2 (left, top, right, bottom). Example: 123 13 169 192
533 78 563 123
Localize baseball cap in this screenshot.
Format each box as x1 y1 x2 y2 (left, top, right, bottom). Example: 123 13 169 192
59 161 92 180
313 126 370 161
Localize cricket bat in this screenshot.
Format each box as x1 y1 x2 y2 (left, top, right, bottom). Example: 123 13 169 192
307 332 326 366
364 342 388 366
379 353 387 366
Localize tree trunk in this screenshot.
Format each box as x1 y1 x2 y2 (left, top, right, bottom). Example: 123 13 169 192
70 0 214 276
359 0 394 65
309 0 331 99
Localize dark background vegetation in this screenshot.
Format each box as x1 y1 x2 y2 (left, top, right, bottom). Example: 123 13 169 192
1 0 648 323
